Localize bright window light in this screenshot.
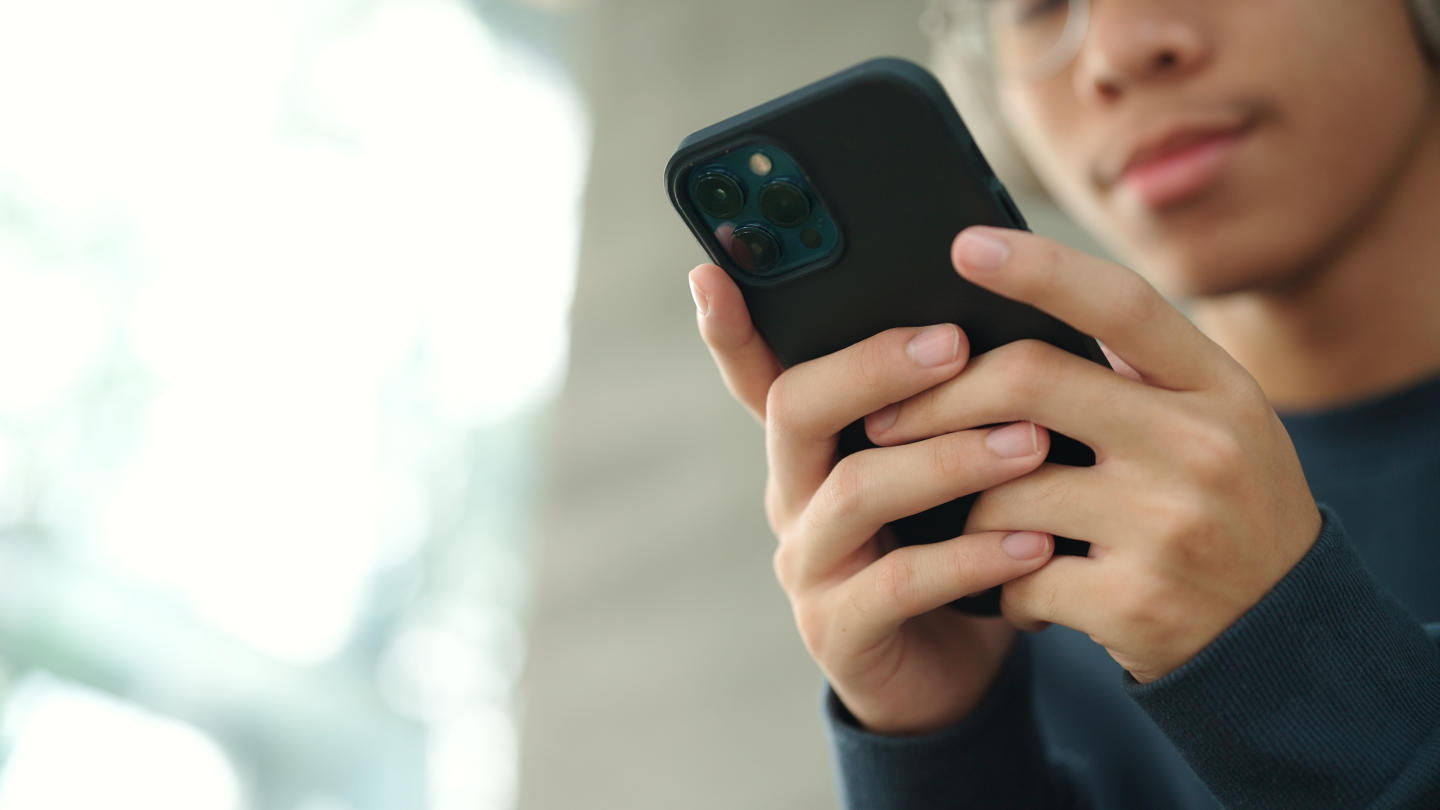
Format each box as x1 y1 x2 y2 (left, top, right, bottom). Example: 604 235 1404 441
0 0 586 806
0 674 242 810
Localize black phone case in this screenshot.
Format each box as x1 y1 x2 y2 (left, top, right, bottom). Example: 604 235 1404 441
666 58 1107 615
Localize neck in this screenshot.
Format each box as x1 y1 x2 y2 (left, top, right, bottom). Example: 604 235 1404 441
1193 101 1440 413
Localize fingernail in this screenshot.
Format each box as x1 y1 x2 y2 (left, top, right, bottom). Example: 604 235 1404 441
870 403 899 433
986 421 1041 459
1002 531 1049 560
906 324 959 368
690 276 710 317
956 230 1011 272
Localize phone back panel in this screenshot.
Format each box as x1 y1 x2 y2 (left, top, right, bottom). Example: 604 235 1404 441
666 59 1105 614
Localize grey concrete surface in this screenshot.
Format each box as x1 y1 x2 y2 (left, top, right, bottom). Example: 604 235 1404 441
516 3 1101 807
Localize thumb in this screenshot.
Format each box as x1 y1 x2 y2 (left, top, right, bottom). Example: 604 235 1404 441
690 263 783 422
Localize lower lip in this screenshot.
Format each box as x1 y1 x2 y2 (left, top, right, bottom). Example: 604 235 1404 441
1118 129 1250 209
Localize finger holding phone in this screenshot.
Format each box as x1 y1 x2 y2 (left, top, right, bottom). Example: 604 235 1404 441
669 59 1113 734
690 259 1059 736
870 226 1323 685
666 58 1322 733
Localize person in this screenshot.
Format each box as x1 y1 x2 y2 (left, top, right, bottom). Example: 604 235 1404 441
684 0 1440 807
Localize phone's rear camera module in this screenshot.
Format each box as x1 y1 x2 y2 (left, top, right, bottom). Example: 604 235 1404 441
759 180 811 228
694 170 745 219
729 225 781 274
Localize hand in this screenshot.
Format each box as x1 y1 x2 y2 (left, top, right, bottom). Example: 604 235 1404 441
867 226 1323 684
688 262 1059 736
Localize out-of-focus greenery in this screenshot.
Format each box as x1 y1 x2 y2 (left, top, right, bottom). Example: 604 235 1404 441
0 1 586 808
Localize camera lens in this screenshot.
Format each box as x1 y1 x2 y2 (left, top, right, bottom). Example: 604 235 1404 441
694 170 745 219
729 225 781 274
759 180 811 228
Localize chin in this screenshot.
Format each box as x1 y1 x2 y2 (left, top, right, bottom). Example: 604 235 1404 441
1141 249 1301 300
1093 188 1349 302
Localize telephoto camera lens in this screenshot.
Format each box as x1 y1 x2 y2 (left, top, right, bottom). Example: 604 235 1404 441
694 170 745 219
729 225 781 274
758 180 811 228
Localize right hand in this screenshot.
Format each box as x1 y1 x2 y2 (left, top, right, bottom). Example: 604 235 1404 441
689 263 1058 736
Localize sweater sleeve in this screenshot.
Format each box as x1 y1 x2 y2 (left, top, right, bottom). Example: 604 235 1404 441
1125 505 1440 809
821 631 1096 810
822 505 1440 809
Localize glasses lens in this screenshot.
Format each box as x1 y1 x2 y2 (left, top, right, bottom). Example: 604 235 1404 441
934 0 1084 78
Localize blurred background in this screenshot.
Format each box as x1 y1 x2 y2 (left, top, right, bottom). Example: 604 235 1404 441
0 0 1097 808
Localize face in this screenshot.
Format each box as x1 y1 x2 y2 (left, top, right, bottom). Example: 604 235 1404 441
995 0 1437 298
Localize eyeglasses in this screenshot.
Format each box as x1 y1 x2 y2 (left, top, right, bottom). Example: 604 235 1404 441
921 0 1092 80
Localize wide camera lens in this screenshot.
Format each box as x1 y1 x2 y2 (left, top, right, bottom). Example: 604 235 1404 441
729 225 781 274
759 181 810 228
694 170 745 219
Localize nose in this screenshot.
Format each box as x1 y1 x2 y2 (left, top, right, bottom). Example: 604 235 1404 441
1072 2 1211 103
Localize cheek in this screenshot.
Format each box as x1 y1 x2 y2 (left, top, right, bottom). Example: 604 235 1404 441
999 8 1437 298
1163 20 1435 293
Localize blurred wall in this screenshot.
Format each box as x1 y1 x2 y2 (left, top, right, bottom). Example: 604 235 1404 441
517 1 932 807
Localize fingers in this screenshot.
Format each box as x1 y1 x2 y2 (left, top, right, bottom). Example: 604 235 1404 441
951 227 1234 392
962 462 1113 542
690 264 783 423
766 322 970 508
784 422 1051 586
831 530 1055 650
867 338 1160 458
1000 554 1109 634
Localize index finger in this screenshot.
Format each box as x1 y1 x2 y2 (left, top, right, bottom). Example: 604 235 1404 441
690 263 783 423
951 227 1236 392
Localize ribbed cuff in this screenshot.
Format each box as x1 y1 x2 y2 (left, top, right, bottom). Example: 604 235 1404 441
822 634 1063 809
1125 505 1440 809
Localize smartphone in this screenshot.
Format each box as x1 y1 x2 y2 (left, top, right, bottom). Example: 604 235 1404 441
664 57 1106 615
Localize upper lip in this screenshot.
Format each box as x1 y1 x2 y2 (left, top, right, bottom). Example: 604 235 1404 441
1100 111 1255 188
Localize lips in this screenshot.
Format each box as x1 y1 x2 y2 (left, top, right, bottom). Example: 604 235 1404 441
1101 113 1257 209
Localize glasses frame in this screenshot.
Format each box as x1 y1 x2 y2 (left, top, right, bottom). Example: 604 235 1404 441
921 0 1092 81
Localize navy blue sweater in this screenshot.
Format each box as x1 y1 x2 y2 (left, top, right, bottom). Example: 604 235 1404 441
823 371 1440 808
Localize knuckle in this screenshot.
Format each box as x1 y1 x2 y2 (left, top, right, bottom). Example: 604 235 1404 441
898 384 943 432
819 453 870 519
874 549 920 613
851 334 895 391
771 543 797 591
1180 418 1245 486
999 340 1053 401
791 599 827 655
1002 566 1056 624
929 432 976 482
1036 586 1059 624
1116 569 1168 628
771 543 790 586
1152 491 1222 564
1146 489 1208 553
1000 582 1039 626
764 373 800 435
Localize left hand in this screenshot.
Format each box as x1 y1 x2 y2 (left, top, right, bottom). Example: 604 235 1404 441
865 226 1323 684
